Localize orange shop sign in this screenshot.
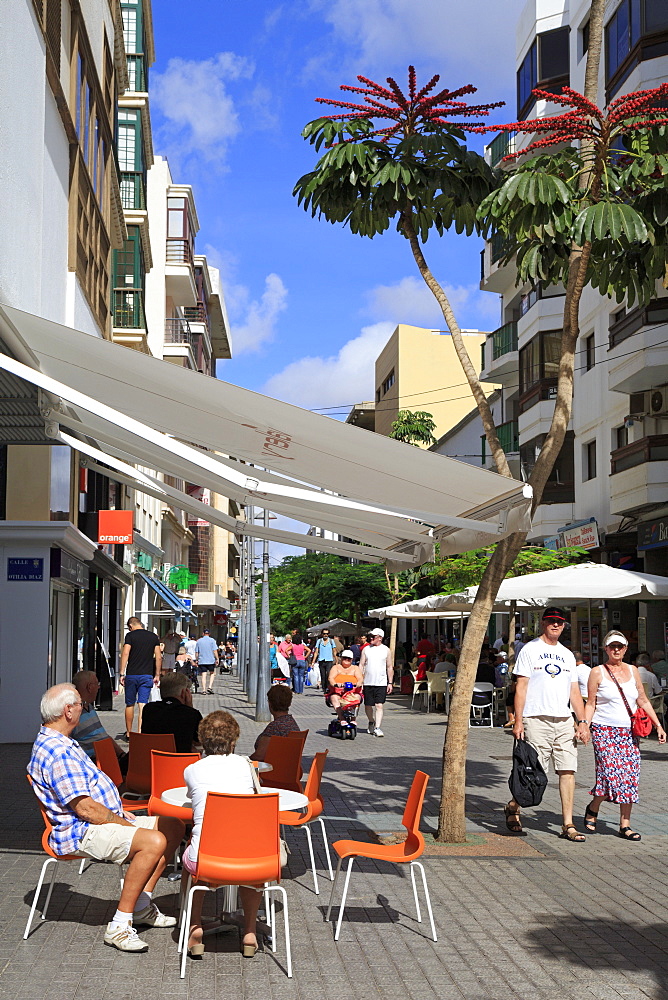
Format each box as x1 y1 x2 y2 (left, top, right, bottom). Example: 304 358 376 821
98 509 134 545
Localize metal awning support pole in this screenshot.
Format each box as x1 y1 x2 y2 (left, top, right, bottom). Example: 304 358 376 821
256 507 271 722
238 532 246 688
247 508 258 705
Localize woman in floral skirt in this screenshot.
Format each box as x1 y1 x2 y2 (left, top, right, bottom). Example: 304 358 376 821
583 630 665 840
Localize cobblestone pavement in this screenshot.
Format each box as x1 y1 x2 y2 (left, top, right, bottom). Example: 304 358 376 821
2 673 668 1000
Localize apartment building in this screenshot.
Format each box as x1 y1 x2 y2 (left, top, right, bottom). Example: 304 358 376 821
479 0 668 653
373 324 493 442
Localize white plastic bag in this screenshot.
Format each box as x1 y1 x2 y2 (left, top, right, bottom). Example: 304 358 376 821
307 665 320 688
276 651 291 678
148 684 162 702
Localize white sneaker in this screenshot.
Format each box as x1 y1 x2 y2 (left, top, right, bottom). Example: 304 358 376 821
367 722 375 735
133 902 177 928
374 728 384 737
104 921 149 952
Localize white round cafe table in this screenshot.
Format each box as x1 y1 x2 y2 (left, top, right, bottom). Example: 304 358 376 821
161 785 308 812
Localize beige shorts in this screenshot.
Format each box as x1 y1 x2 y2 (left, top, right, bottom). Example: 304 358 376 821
78 815 159 865
523 715 578 774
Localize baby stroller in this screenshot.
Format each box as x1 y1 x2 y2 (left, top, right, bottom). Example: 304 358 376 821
180 658 199 693
327 678 363 741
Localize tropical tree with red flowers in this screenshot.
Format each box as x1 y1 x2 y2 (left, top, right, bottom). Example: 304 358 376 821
294 0 668 841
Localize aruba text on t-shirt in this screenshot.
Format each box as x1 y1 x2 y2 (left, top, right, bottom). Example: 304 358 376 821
514 637 577 718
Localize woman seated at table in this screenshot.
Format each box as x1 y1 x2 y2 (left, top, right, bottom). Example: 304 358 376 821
182 711 260 960
250 684 300 761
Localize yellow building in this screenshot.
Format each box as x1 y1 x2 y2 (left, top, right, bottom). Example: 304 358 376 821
374 325 496 442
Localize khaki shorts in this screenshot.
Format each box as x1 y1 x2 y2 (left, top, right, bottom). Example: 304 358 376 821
78 815 159 865
523 715 578 774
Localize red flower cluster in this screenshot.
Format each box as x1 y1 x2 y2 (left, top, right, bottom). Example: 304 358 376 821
478 83 668 159
315 66 504 142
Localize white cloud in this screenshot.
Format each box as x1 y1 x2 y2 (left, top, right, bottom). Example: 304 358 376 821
307 0 525 95
263 321 393 409
151 52 253 167
229 273 288 354
366 275 500 331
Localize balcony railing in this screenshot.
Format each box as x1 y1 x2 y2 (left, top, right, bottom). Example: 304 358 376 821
126 54 147 92
519 377 558 415
489 131 516 168
120 170 146 210
164 317 193 345
183 303 209 326
497 420 519 454
490 231 508 263
611 435 668 475
608 299 668 349
492 321 518 361
112 288 145 329
166 238 194 266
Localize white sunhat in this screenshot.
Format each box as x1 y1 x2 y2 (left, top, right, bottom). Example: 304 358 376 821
341 650 354 659
604 630 628 646
370 628 385 637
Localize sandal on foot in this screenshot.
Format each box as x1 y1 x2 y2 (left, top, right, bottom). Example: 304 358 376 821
584 804 599 833
560 824 586 842
619 826 641 841
504 804 523 834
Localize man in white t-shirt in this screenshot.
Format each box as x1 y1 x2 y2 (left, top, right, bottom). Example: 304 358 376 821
573 650 591 699
635 652 662 695
505 607 589 841
360 628 393 737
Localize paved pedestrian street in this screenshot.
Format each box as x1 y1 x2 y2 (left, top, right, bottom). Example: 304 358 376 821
3 675 668 1000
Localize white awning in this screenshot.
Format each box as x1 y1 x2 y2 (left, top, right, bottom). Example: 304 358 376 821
0 304 533 561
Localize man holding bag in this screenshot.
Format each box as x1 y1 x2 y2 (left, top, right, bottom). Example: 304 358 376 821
505 608 590 841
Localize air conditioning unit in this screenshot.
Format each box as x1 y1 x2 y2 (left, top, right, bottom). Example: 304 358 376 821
648 388 668 417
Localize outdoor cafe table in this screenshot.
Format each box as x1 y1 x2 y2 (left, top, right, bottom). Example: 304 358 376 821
161 784 308 812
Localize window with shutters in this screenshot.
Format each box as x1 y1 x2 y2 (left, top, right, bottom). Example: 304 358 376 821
32 0 61 73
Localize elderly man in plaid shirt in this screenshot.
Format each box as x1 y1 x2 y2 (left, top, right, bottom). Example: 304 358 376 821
28 683 184 953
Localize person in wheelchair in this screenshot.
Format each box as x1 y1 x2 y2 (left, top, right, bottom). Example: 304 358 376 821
327 652 363 727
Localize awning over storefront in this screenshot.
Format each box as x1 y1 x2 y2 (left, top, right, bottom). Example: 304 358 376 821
138 571 197 619
0 305 533 564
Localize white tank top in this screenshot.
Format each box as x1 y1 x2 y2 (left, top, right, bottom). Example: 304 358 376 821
592 667 638 728
363 644 390 686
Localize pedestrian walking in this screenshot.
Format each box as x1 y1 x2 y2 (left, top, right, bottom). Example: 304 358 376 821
161 626 182 672
290 632 309 694
505 607 590 841
573 649 591 700
583 631 665 841
119 618 162 739
360 627 393 737
312 629 338 692
194 629 219 695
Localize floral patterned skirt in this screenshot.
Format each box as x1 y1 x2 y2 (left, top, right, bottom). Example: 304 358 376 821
590 724 640 804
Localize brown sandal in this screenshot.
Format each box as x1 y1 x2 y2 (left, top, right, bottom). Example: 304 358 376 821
504 804 523 834
560 824 586 842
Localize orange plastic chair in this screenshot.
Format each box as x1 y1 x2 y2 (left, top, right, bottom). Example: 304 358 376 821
278 750 333 894
177 791 292 978
93 737 150 813
260 731 308 792
326 771 437 942
148 750 200 822
126 732 176 795
24 776 122 938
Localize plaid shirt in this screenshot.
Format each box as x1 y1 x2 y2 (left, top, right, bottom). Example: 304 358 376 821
28 727 123 856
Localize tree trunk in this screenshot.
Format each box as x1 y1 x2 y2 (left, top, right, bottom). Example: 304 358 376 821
400 211 512 480
438 532 526 841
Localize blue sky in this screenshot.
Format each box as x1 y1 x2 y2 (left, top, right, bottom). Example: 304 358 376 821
150 0 526 417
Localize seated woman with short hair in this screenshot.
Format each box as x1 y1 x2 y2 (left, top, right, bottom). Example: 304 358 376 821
182 711 260 960
250 685 300 761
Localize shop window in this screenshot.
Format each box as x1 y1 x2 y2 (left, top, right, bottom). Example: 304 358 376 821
584 440 597 481
517 27 570 118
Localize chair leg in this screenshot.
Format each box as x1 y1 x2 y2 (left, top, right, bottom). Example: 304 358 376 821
262 884 292 978
78 858 88 876
333 857 355 941
303 824 319 895
316 817 334 880
177 874 193 954
325 857 343 921
23 858 56 939
180 884 209 979
410 861 437 942
41 859 60 922
409 862 422 923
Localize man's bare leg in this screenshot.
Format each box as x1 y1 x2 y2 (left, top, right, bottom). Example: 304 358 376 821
124 704 135 736
557 770 575 827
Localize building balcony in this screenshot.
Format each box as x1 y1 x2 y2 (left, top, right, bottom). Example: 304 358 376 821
112 288 145 330
518 376 557 416
528 502 575 542
120 171 146 211
479 238 517 294
610 436 668 515
126 53 147 94
163 317 197 369
608 302 668 394
487 131 516 169
481 322 518 381
164 317 193 346
165 239 197 306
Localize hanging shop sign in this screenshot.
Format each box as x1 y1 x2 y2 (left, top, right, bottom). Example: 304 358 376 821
98 509 133 545
214 612 228 625
186 486 211 527
543 535 561 551
7 557 43 581
559 518 600 550
638 516 668 551
50 548 89 588
181 597 193 611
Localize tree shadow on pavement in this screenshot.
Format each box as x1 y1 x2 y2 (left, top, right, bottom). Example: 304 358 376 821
525 915 668 1000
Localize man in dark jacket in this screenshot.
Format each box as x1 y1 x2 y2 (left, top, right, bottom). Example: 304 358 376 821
141 671 202 753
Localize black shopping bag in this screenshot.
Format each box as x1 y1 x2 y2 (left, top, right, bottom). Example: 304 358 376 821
508 737 547 807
